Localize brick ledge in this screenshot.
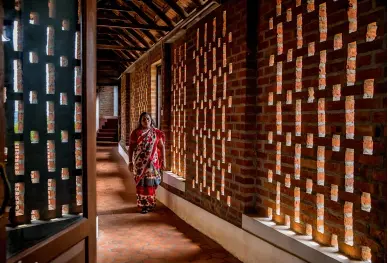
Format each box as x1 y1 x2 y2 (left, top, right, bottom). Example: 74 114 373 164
162 171 186 192
242 215 361 263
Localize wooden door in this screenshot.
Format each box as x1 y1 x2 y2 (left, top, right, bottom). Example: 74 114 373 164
0 0 97 262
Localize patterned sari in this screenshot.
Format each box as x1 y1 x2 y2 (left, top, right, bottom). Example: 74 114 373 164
130 127 164 208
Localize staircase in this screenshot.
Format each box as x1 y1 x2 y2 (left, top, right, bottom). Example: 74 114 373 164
97 117 118 147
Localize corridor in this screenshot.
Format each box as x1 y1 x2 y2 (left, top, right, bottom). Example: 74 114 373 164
96 146 242 263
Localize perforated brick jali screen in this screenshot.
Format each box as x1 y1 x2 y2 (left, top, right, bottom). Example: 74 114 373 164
257 0 386 261
4 0 83 225
170 6 241 210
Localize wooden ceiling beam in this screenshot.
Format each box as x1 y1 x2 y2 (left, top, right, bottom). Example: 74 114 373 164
122 1 166 39
96 38 114 44
141 0 175 28
96 38 138 60
191 0 202 7
100 29 145 60
163 0 188 19
98 27 149 49
120 28 150 48
96 33 115 40
97 1 135 13
97 6 135 13
97 44 148 51
99 19 150 49
99 10 159 44
97 19 171 31
116 41 141 60
97 70 121 76
116 49 139 61
123 0 157 26
97 48 137 63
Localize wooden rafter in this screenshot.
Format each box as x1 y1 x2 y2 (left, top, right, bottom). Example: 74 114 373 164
120 28 150 48
163 0 188 19
191 0 203 7
97 1 135 13
96 0 205 76
99 14 151 48
98 29 145 59
97 52 129 70
96 67 120 73
96 33 115 40
109 49 135 62
123 0 157 26
99 27 149 50
111 37 141 60
97 44 148 51
97 64 122 71
123 0 167 39
97 19 171 31
141 0 175 27
117 49 138 62
124 18 158 43
99 10 159 43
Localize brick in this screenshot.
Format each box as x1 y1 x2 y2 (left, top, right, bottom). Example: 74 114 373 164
98 86 114 117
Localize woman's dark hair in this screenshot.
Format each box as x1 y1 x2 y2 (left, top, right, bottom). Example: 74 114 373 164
137 112 156 129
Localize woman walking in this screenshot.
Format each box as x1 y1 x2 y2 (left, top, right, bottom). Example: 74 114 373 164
128 112 166 214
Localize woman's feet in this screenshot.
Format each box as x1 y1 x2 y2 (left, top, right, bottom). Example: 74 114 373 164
140 205 156 214
147 205 155 212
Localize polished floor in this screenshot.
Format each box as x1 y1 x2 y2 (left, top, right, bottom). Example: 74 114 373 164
96 146 241 263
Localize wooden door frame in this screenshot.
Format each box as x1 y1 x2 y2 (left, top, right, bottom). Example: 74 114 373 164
0 0 7 262
1 0 97 262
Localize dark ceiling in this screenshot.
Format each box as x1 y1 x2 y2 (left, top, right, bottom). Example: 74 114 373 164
96 0 211 85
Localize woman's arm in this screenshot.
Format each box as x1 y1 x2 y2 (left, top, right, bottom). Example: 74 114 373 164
128 143 136 163
128 130 137 171
158 139 166 170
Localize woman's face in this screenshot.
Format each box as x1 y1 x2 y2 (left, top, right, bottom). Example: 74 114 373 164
141 115 151 128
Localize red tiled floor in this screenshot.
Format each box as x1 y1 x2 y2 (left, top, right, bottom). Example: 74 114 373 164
96 146 242 263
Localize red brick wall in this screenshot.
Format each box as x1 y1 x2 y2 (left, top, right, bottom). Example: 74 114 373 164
129 47 162 131
98 86 114 117
256 0 386 261
165 0 258 227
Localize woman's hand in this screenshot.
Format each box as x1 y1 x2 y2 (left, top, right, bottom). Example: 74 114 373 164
129 162 134 172
161 161 166 171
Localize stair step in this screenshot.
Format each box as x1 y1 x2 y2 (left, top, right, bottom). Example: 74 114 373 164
97 133 116 137
98 133 116 136
97 141 118 146
97 137 115 142
97 134 115 138
99 128 116 132
98 129 116 133
97 134 115 137
97 131 115 134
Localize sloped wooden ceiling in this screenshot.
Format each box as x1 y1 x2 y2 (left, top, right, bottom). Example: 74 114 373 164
96 0 209 85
